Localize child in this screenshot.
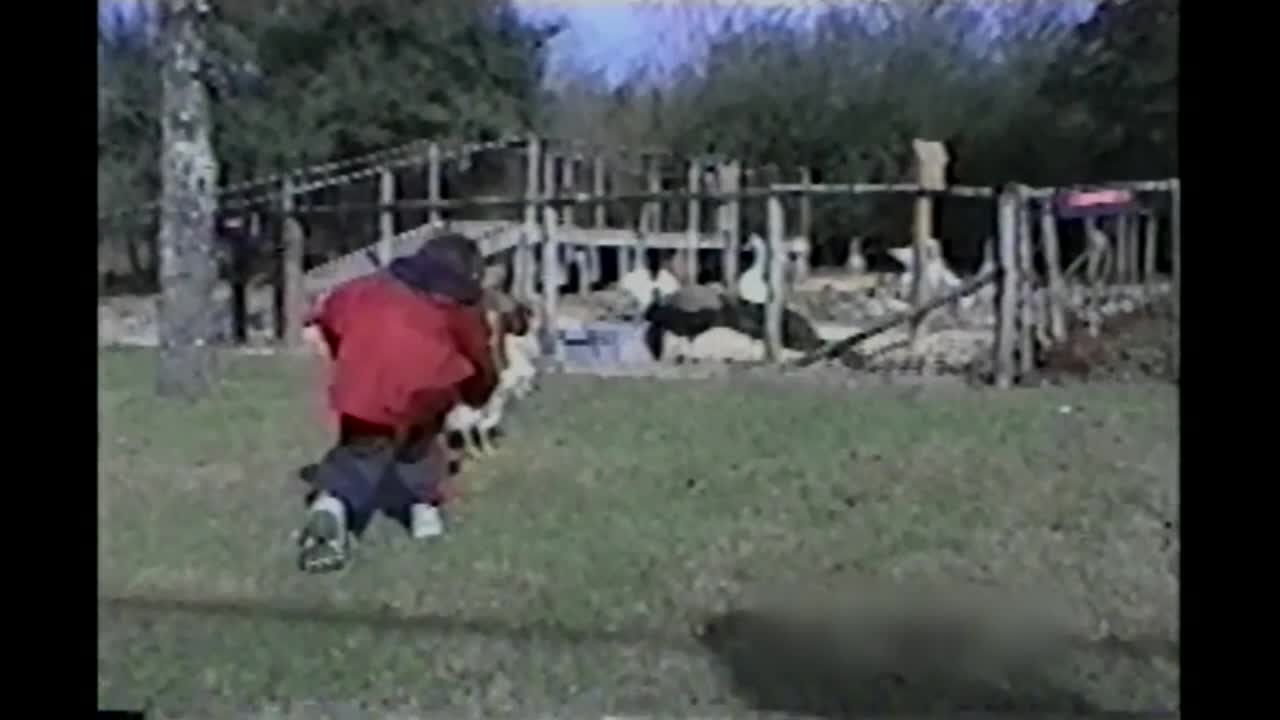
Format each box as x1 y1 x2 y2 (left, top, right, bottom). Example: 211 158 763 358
298 233 499 573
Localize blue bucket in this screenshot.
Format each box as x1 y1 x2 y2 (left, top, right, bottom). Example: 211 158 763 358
559 321 653 369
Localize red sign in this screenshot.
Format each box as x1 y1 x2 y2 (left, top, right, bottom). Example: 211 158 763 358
1055 187 1138 218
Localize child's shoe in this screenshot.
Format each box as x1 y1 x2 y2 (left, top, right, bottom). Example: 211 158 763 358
298 492 351 573
410 502 445 540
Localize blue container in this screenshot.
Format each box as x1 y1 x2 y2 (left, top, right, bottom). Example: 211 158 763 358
559 321 653 370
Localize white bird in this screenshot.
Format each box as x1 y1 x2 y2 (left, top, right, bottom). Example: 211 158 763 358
621 265 655 311
847 236 867 274
737 234 769 305
571 248 591 292
653 267 680 298
620 261 681 316
891 238 960 299
978 238 995 277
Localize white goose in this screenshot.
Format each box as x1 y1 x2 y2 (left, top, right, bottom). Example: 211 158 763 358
846 236 867 274
978 237 995 277
737 233 769 305
620 254 681 316
890 238 960 299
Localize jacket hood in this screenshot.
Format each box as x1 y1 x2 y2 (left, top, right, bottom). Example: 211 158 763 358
386 246 483 305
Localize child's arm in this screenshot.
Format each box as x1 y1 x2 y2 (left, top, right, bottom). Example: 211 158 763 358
304 290 347 358
449 304 500 409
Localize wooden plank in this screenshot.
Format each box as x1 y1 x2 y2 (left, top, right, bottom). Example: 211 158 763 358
551 227 808 252
520 134 540 301
1016 187 1035 378
686 159 701 281
427 142 442 225
1083 216 1105 334
1144 213 1159 300
637 153 660 273
765 194 786 363
772 182 992 198
1128 213 1142 285
270 183 1000 216
723 161 742 295
1171 180 1180 379
1025 179 1177 199
646 154 663 233
378 167 395 265
994 188 1018 388
1115 214 1130 283
281 176 305 348
561 153 577 229
798 166 813 241
1039 199 1067 343
909 140 948 353
541 203 561 363
542 152 559 296
908 190 932 352
590 154 605 285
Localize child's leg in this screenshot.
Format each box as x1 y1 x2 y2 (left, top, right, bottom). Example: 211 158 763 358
299 421 398 573
381 422 452 540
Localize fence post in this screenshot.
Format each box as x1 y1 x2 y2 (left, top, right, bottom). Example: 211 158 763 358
1144 212 1159 302
542 151 559 297
378 167 395 265
561 152 577 228
561 153 578 291
1016 186 1035 377
1115 214 1130 284
520 134 541 302
427 142 442 226
1083 216 1105 336
1039 199 1067 343
1128 214 1142 285
245 211 262 340
798 166 813 244
993 186 1019 388
281 176 305 348
591 154 606 285
910 139 949 351
765 193 786 363
638 154 658 273
1170 179 1180 379
646 153 663 234
686 158 701 282
722 160 742 295
540 200 561 364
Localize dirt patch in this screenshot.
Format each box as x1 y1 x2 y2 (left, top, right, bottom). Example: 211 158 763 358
1038 300 1176 383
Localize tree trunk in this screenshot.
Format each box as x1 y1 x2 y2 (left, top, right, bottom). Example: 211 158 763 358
155 0 219 399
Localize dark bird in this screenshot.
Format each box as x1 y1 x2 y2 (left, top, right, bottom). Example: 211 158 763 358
642 286 823 360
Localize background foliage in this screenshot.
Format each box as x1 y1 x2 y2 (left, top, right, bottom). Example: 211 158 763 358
98 0 1177 288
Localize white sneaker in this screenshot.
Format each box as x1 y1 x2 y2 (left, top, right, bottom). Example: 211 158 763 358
298 493 351 573
410 503 445 540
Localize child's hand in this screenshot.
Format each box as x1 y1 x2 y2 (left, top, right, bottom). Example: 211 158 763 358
302 325 330 359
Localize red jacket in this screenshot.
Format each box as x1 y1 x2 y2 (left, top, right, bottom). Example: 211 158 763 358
309 273 498 432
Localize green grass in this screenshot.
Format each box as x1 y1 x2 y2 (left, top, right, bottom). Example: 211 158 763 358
99 349 1179 718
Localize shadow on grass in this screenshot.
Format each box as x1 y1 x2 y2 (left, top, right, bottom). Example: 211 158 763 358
696 606 1178 719
99 591 700 652
100 591 1177 717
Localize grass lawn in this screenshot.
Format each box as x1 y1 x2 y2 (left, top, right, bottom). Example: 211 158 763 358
98 349 1179 719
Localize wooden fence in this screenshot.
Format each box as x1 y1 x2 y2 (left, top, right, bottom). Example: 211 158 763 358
101 134 1181 386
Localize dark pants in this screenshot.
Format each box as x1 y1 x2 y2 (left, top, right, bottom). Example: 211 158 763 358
309 415 448 535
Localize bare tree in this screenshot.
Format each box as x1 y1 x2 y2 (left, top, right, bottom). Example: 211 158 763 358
156 0 219 398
